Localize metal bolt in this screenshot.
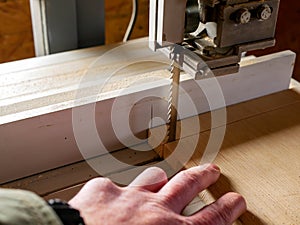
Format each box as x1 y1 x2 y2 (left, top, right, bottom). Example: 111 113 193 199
257 4 272 20
235 8 251 24
203 46 217 57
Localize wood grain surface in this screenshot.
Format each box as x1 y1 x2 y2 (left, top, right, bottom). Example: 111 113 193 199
2 146 161 197
0 36 294 184
158 86 300 225
0 0 35 63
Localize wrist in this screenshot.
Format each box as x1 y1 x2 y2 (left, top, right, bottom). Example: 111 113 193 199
48 199 85 225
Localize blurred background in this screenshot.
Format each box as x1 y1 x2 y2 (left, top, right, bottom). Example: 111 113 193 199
0 0 299 80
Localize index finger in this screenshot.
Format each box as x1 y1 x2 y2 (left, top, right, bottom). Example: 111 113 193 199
159 164 221 213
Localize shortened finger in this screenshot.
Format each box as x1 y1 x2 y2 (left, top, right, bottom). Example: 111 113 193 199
159 164 221 213
190 192 247 225
129 167 168 192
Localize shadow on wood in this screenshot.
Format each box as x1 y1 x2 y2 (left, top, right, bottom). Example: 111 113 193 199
207 174 267 225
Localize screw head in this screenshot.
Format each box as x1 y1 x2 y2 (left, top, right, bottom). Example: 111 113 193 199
257 4 272 20
235 8 251 24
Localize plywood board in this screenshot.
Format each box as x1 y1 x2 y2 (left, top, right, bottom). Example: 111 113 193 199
159 86 300 225
2 146 160 195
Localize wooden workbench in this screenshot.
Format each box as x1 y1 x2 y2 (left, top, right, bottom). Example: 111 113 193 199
4 82 299 224
156 81 300 225
0 39 298 224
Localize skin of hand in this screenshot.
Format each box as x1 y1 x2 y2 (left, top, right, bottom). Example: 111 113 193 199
69 164 246 225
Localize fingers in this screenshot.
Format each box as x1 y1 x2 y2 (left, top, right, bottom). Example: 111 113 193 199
189 192 247 225
159 164 221 213
129 167 168 192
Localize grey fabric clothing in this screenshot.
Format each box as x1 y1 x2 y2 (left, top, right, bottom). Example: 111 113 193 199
0 188 63 225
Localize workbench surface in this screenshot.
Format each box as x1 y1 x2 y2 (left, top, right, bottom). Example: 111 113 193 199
0 39 298 224
161 81 300 225
3 81 299 225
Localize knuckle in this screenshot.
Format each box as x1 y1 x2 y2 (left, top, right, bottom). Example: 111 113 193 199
159 193 175 207
211 204 233 225
182 217 195 225
86 177 116 190
99 177 116 189
147 166 166 175
181 170 203 187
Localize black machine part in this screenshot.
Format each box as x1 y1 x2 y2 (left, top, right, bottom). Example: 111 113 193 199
183 0 279 76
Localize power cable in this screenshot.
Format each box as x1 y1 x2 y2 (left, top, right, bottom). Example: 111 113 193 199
123 0 138 42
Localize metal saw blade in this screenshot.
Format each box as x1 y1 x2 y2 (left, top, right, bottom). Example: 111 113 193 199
167 60 180 143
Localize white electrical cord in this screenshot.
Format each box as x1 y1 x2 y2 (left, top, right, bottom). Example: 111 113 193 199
123 0 138 42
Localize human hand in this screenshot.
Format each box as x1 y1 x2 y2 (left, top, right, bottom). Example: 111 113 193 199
69 164 246 225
